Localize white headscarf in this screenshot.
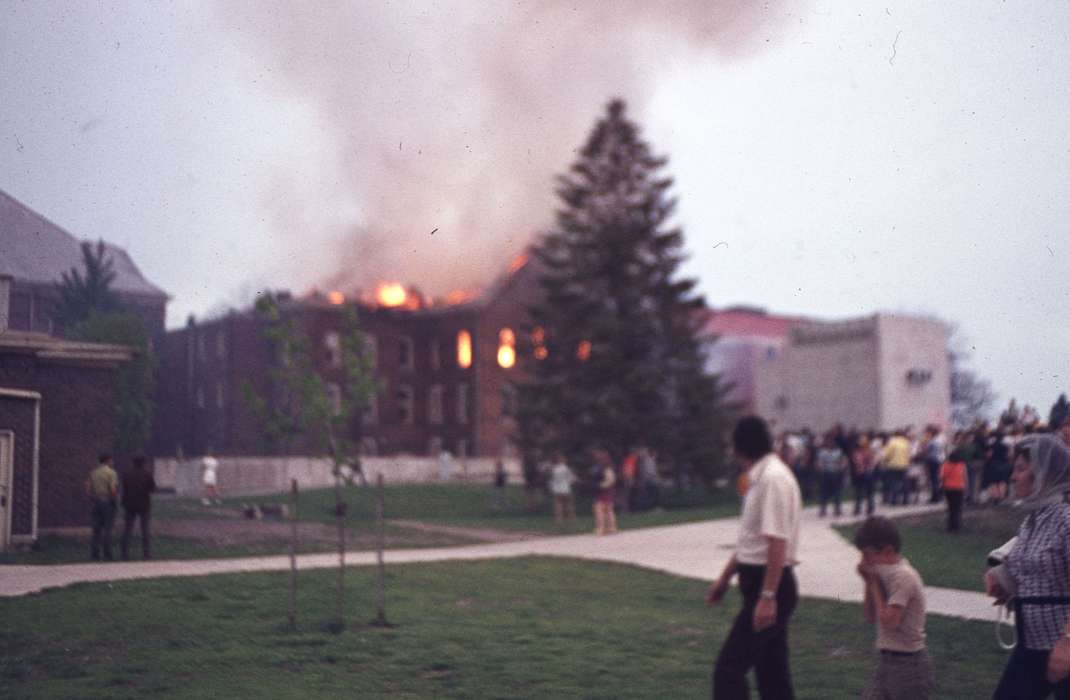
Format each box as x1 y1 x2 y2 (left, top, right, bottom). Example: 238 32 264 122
1013 434 1070 510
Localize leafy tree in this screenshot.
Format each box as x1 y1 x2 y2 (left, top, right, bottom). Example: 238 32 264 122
948 327 996 429
67 311 156 454
55 240 121 330
515 99 734 485
1049 393 1069 430
243 293 378 630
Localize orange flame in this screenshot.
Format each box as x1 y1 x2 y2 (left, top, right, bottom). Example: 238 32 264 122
376 283 408 307
445 289 478 306
327 290 345 305
508 252 530 274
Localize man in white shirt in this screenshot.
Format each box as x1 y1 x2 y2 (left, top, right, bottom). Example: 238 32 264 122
707 415 802 699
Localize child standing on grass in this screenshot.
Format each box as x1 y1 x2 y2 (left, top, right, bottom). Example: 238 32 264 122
854 516 934 700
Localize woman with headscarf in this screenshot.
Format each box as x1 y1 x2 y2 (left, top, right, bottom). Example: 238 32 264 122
985 434 1070 698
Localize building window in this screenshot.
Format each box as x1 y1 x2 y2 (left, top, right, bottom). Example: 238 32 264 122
497 327 516 369
217 331 227 359
326 382 342 416
397 384 415 425
399 335 414 371
215 381 225 409
361 437 378 456
457 330 472 369
456 383 469 425
196 386 205 409
363 390 379 425
324 331 342 368
428 384 444 424
430 338 441 371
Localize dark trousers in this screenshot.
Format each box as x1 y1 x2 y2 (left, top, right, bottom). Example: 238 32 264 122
883 470 905 505
854 472 876 516
89 500 116 561
713 565 798 699
994 645 1070 699
926 459 942 503
121 508 152 560
944 490 963 532
818 472 843 516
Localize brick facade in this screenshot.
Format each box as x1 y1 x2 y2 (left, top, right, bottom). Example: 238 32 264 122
0 332 129 542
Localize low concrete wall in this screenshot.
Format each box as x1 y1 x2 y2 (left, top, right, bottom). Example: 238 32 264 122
154 455 521 498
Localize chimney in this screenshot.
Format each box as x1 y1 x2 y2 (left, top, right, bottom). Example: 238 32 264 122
0 274 10 332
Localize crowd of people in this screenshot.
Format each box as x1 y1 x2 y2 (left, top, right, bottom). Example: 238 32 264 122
711 412 1070 699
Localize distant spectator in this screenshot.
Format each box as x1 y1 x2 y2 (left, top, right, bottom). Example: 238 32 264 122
438 449 454 482
817 434 847 518
592 450 618 536
939 449 967 532
921 425 946 504
121 455 157 560
86 453 118 561
201 453 220 506
492 459 507 511
882 431 912 505
549 453 577 524
852 435 877 517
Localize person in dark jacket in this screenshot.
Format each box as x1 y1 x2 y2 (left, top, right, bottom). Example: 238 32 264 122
121 455 157 560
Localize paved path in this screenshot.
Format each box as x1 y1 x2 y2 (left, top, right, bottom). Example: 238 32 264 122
0 502 997 622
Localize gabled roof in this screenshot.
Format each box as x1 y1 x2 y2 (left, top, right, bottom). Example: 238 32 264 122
0 189 167 299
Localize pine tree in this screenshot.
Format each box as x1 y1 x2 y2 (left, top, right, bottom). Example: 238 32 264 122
516 99 734 485
55 240 121 331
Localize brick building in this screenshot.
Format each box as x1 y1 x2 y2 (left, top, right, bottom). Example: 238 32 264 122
0 326 132 549
153 256 538 460
0 188 168 338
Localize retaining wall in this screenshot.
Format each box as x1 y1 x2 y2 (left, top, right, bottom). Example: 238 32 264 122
154 455 521 497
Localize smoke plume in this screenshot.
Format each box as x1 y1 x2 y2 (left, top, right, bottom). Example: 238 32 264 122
216 1 801 298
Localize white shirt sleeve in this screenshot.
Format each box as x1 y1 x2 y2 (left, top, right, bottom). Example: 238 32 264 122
759 477 795 542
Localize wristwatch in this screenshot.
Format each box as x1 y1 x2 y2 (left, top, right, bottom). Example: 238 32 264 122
760 589 776 600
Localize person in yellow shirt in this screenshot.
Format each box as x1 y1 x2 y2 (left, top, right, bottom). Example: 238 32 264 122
85 453 119 561
882 431 912 506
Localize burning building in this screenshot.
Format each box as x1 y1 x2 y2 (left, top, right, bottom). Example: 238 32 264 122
152 253 539 460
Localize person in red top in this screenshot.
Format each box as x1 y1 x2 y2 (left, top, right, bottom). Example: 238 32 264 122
939 448 968 532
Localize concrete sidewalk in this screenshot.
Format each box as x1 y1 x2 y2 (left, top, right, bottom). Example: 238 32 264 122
0 502 998 622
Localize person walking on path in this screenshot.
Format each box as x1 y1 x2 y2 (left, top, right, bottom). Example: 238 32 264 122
86 453 119 561
986 435 1070 699
707 415 802 699
854 516 934 700
938 449 967 533
549 453 577 524
491 459 507 511
121 455 156 560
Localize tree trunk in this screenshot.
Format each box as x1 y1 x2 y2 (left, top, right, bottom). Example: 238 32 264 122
288 478 298 629
373 473 389 626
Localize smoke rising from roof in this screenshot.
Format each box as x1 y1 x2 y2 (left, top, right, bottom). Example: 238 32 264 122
217 1 800 297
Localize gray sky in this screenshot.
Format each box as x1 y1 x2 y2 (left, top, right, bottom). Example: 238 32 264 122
2 1 1067 415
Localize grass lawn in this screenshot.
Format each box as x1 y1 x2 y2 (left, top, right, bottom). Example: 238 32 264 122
834 505 1022 591
0 557 1007 699
244 481 743 534
0 525 471 566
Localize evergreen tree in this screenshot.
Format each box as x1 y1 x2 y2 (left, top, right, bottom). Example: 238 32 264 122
515 99 734 485
55 240 121 330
